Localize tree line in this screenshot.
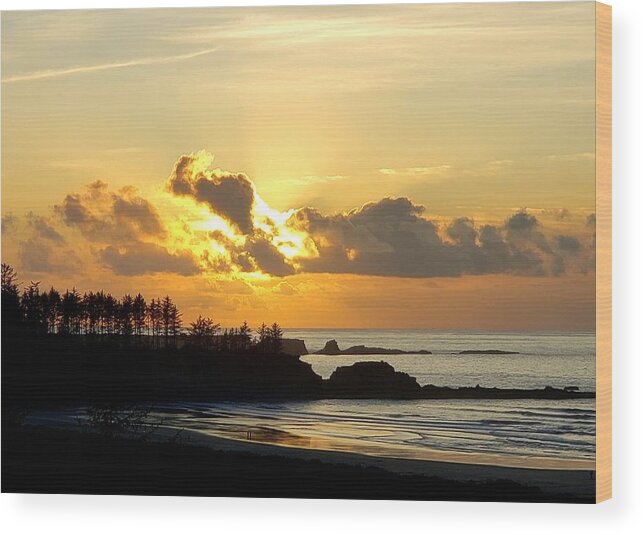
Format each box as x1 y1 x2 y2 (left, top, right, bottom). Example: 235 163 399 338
1 263 283 353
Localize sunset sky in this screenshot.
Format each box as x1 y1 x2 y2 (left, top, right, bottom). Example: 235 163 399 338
1 3 597 330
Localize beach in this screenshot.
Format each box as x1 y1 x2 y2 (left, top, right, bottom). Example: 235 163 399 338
2 423 594 502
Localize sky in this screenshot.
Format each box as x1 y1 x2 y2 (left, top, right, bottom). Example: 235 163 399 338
1 2 597 330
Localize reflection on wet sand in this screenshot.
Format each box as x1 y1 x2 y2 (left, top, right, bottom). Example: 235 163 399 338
159 411 595 471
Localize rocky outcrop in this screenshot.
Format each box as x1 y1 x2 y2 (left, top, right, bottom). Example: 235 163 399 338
317 339 341 355
420 384 594 400
321 361 594 400
315 340 431 355
324 361 422 398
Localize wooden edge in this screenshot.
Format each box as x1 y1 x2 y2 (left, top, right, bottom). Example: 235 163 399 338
595 0 612 504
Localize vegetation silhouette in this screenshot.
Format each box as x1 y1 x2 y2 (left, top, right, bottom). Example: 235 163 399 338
1 263 283 353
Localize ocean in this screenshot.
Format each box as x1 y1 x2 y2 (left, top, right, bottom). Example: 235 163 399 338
153 330 596 466
292 329 596 391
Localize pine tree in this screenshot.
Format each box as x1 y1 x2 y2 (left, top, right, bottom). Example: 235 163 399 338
132 293 147 337
188 315 219 349
269 322 283 353
22 281 45 334
1 263 22 328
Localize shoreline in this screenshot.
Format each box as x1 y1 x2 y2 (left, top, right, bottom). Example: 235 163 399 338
24 416 596 498
148 425 596 496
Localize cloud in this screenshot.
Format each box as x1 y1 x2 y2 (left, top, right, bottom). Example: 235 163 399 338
57 180 165 243
3 47 220 83
287 199 561 278
99 243 201 276
28 214 65 244
545 152 595 162
2 214 17 234
205 229 296 277
292 175 348 185
19 237 81 274
245 234 296 277
378 165 452 178
504 209 551 253
168 153 256 234
14 152 593 281
557 235 581 253
541 208 572 221
486 160 514 171
273 281 300 295
505 210 539 233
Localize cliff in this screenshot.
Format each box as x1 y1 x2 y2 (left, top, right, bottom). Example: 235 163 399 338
280 338 309 356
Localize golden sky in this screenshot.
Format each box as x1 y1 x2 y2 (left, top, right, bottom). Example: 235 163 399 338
1 3 597 330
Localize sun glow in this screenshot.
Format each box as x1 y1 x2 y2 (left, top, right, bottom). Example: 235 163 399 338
172 184 318 278
253 194 318 261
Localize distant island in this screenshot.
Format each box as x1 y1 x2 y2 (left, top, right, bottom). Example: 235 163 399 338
314 339 432 355
458 349 520 355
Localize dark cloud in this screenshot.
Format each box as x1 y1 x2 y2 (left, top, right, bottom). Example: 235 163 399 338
19 237 81 274
245 235 296 277
2 214 17 235
28 214 65 244
505 211 539 232
99 243 200 276
504 210 550 253
168 154 256 234
447 218 477 247
557 235 581 253
57 181 165 243
112 193 165 237
286 199 563 278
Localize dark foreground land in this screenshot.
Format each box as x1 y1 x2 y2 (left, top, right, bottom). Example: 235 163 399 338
1 425 592 503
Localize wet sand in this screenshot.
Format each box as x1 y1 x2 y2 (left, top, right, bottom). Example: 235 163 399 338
149 424 596 497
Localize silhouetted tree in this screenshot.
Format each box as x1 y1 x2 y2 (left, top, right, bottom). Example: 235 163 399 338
103 293 117 335
147 298 162 346
169 302 182 344
160 296 182 347
22 281 46 335
42 287 61 334
82 292 99 335
119 294 134 337
269 322 283 353
238 321 252 351
60 288 82 335
1 265 289 355
132 294 146 337
1 263 22 328
188 315 219 349
256 323 270 353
